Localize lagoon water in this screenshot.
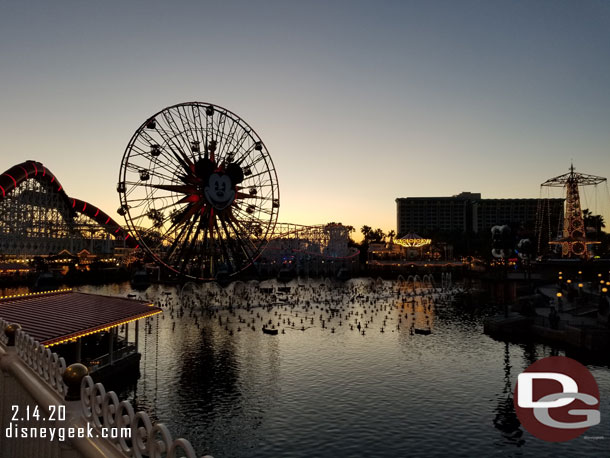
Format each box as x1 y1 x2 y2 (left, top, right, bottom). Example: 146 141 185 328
72 279 610 457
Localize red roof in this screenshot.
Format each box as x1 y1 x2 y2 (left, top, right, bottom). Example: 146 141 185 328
0 290 161 346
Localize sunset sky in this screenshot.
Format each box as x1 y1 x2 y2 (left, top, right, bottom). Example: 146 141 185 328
2 1 609 239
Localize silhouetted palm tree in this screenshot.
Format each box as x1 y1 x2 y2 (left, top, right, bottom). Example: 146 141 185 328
360 225 372 241
583 208 606 236
387 230 396 244
372 228 385 243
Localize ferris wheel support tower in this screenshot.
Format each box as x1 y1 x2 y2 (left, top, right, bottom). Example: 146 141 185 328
541 164 606 259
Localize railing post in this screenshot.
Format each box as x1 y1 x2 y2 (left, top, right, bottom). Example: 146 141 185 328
5 323 21 347
0 345 19 458
76 338 82 363
63 363 88 402
61 363 90 457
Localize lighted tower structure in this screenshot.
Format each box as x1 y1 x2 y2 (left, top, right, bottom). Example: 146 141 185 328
541 164 606 258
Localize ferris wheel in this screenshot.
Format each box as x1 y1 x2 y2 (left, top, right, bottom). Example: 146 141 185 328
117 102 279 280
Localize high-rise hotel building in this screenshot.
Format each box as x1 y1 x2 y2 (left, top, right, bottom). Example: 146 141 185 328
396 192 564 236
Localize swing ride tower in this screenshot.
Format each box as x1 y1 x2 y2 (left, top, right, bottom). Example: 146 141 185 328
540 164 606 259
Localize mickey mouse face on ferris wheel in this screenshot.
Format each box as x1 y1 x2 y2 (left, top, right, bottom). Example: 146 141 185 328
197 158 245 211
205 173 235 210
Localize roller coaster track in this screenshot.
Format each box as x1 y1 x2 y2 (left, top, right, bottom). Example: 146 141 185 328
265 222 359 260
0 160 137 252
0 161 357 260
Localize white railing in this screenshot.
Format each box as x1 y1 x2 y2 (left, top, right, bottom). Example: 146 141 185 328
0 318 8 345
15 330 68 397
80 376 201 457
0 323 211 458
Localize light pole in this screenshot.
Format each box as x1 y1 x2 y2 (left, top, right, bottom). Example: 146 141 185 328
578 282 586 304
599 287 608 318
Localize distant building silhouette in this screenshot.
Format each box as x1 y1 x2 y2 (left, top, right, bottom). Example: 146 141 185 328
396 192 564 236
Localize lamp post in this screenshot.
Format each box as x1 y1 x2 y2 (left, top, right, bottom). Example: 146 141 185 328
599 287 608 316
556 292 563 312
578 282 585 304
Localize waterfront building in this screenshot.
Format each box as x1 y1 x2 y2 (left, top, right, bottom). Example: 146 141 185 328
367 234 457 266
396 192 564 236
0 289 160 382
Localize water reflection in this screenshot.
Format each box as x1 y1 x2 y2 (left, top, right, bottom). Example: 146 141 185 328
492 342 524 447
520 341 538 367
1 279 609 456
180 324 241 415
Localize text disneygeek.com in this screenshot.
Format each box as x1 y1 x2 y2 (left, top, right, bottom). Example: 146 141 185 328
4 423 131 442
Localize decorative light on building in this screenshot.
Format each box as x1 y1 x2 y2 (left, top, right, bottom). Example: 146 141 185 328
393 233 432 248
45 308 161 347
0 288 72 301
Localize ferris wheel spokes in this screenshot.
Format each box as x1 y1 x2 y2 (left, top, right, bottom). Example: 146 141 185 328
117 102 279 281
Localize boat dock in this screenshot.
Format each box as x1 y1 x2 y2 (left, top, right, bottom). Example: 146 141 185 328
484 285 610 352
